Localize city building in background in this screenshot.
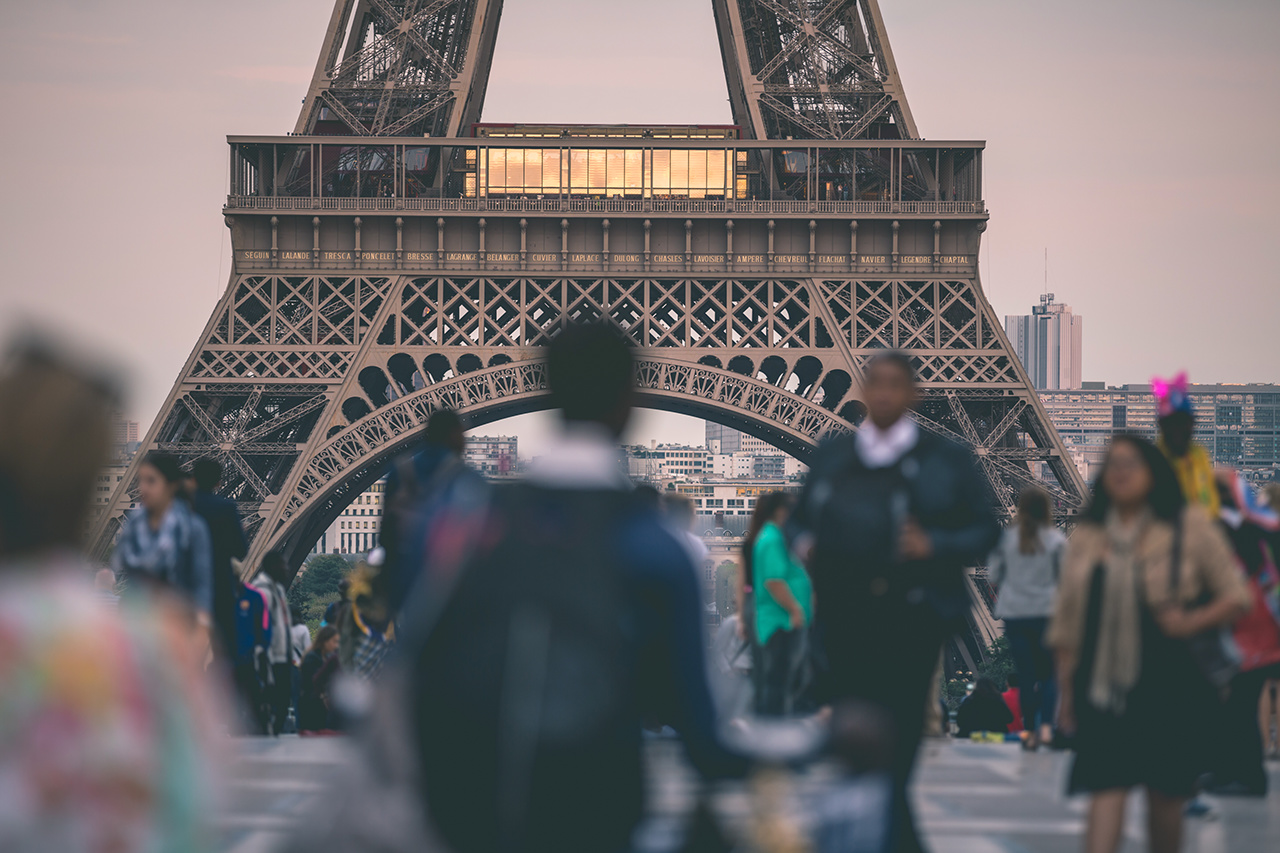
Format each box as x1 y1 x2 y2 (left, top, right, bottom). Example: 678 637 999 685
1005 294 1083 390
704 422 774 455
463 434 518 475
625 444 710 480
312 476 388 555
111 414 139 447
1042 382 1280 483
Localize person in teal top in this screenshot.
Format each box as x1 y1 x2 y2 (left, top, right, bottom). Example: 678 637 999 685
745 491 813 715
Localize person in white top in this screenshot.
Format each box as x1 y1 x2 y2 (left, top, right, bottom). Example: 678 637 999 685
986 486 1067 749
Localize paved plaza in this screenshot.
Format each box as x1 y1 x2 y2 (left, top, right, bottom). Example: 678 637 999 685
217 734 1279 852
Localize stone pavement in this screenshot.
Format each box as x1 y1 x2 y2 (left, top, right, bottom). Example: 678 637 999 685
216 735 1280 852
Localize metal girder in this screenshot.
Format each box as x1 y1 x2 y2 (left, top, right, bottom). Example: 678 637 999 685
714 0 920 141
296 0 501 138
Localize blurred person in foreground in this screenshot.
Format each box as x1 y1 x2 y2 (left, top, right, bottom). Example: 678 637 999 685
113 451 214 630
187 457 248 667
1048 435 1249 853
792 350 1000 853
0 341 224 852
986 486 1067 748
410 322 745 852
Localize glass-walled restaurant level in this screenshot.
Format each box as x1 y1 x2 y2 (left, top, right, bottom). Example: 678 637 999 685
227 138 983 207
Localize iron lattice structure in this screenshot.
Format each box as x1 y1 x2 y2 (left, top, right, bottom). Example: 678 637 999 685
715 0 919 140
294 0 502 138
90 0 1088 644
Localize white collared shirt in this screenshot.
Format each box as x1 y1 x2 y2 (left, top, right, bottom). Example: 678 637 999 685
524 422 633 490
855 416 919 469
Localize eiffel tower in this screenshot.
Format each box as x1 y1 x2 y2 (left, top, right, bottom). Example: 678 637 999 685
91 0 1087 611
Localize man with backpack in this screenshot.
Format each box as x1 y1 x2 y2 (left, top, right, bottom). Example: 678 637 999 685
408 323 745 853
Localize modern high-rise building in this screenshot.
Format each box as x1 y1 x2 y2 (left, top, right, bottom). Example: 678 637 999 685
1005 294 1083 391
109 410 140 449
704 423 773 455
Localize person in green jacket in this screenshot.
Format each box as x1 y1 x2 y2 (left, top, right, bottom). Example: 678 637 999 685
745 491 813 715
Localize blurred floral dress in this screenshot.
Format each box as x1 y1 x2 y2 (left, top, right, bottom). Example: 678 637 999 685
0 554 225 853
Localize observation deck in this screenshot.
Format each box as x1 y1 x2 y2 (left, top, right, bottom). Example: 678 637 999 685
224 135 986 275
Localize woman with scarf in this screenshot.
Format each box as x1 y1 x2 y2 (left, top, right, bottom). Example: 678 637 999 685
1048 435 1250 853
113 452 214 626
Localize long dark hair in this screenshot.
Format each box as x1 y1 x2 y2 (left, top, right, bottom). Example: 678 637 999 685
1080 434 1185 524
742 491 791 589
1016 487 1051 554
307 625 338 657
971 677 1002 702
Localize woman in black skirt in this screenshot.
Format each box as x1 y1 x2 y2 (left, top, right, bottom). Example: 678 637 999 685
1048 435 1250 853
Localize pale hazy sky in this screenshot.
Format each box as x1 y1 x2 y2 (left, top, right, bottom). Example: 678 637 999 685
1 1 1277 456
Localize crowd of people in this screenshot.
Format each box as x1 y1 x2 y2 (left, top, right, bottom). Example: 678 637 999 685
1 327 1278 853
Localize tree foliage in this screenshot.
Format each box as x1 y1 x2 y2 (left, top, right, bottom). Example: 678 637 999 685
289 554 351 627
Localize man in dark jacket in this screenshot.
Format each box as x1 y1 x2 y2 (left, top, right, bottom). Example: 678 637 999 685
189 458 249 666
380 408 482 616
409 324 744 853
793 350 1000 853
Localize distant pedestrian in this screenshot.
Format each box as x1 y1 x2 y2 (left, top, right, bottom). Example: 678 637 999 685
187 458 248 668
1049 435 1250 853
987 486 1066 748
664 493 709 569
289 607 311 662
94 567 119 609
955 677 1013 738
113 452 214 625
793 350 999 853
381 408 483 617
1001 674 1022 734
298 626 340 734
322 577 351 626
745 491 812 715
251 551 295 735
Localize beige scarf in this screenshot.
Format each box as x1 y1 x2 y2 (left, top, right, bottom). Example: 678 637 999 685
1088 509 1151 714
